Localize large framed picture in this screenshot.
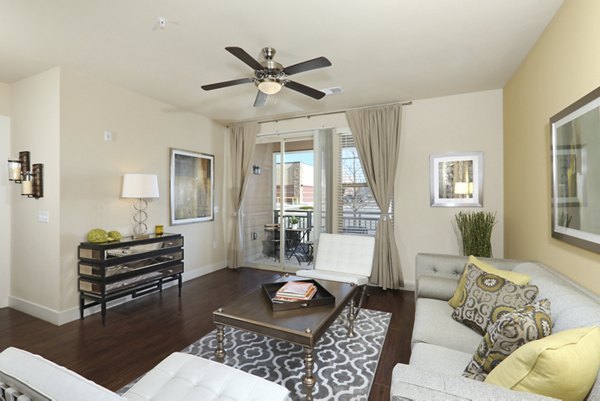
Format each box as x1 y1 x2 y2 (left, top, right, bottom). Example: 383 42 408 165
430 152 483 207
550 85 600 254
170 148 214 225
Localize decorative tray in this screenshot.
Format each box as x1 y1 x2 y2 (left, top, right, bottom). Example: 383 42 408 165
262 279 335 311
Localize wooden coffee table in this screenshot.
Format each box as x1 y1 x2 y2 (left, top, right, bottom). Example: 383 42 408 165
213 278 359 401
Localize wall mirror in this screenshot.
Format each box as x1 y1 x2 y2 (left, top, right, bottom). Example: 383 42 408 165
430 152 483 207
551 85 600 253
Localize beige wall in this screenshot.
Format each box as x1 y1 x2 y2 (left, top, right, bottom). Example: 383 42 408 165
0 115 10 308
9 67 227 324
10 68 62 313
0 83 10 307
257 90 504 288
0 82 9 115
504 0 600 294
397 90 504 286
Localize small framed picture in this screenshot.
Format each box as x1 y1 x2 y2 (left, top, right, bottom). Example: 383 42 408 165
170 148 214 225
430 152 483 207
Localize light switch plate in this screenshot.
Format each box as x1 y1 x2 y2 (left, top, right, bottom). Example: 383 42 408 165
37 211 49 223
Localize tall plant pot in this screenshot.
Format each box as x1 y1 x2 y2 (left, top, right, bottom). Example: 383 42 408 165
455 211 496 257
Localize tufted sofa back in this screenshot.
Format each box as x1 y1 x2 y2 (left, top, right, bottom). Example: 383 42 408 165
414 253 523 300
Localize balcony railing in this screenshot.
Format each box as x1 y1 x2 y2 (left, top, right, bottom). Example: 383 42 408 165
272 208 384 236
341 211 380 236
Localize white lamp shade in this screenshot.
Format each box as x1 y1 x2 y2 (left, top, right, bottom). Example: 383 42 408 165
122 174 159 198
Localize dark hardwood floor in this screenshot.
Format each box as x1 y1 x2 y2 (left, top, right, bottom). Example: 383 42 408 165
0 268 414 400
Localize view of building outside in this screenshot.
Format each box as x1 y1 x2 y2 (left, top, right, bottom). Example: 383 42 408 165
274 152 314 207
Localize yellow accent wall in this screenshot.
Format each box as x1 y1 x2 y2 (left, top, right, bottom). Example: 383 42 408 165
504 0 600 294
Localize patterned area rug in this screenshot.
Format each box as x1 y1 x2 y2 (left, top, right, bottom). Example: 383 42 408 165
119 307 390 401
185 307 390 401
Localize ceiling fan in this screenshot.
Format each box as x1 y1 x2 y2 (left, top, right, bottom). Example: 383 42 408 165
201 46 332 107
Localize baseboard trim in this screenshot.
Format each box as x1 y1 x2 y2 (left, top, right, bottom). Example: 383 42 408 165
9 260 228 326
8 296 63 326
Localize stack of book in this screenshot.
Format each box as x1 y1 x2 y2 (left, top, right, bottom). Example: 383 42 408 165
274 281 317 302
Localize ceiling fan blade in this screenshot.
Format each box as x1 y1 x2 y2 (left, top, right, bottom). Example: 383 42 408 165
201 77 253 91
283 57 332 76
225 46 264 71
254 90 268 107
285 80 326 99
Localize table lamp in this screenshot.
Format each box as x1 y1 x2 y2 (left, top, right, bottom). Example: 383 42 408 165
122 173 159 236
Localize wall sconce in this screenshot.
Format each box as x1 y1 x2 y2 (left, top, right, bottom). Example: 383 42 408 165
252 164 262 175
7 151 44 199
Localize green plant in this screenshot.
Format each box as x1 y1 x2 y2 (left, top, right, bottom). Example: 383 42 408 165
289 216 299 224
455 211 496 257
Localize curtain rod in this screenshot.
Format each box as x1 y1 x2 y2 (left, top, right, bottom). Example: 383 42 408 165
228 100 412 127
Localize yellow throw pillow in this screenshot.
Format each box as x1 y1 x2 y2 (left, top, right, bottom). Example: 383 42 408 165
448 256 531 308
485 326 600 401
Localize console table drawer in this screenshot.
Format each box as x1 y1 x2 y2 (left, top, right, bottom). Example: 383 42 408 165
79 263 183 295
78 236 184 261
78 250 183 279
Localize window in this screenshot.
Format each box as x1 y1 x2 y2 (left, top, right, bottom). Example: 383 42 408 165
337 131 391 235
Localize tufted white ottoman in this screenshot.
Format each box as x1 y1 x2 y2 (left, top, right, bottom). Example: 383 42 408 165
0 347 290 401
123 352 291 401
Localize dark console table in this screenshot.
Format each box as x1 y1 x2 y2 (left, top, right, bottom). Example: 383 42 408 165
78 233 184 325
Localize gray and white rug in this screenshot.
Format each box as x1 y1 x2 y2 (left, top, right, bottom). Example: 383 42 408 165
120 307 390 401
185 307 390 401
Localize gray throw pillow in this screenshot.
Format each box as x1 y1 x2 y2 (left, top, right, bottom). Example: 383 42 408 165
451 264 539 335
463 298 553 381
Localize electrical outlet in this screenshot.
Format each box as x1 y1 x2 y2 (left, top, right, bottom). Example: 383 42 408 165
103 130 113 141
213 241 217 249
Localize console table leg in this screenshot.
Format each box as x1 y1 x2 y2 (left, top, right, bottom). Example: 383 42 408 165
79 295 84 320
215 324 226 362
178 274 182 296
347 298 356 337
303 346 316 401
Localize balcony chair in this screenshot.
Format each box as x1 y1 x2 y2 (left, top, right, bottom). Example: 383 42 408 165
296 232 375 335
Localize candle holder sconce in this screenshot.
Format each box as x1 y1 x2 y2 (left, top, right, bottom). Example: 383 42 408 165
7 151 44 199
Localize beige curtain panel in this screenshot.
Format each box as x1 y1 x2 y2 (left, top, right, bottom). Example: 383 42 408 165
227 122 259 269
346 104 404 289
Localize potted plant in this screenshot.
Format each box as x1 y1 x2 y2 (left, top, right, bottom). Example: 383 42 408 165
289 216 299 229
454 211 496 257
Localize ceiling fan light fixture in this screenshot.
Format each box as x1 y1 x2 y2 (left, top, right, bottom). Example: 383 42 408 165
258 79 282 95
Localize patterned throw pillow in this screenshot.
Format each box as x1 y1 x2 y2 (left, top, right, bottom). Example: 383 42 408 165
463 299 553 381
451 264 539 335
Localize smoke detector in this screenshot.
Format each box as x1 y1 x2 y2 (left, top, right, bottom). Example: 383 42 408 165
321 86 344 96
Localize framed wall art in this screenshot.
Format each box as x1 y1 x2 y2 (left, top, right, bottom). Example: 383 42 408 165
430 152 483 207
170 148 214 225
550 85 600 253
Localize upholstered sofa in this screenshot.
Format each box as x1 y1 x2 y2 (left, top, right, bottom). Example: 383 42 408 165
391 253 600 401
0 347 290 401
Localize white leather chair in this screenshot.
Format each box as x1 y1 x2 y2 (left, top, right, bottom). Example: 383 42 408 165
0 347 291 401
296 233 375 335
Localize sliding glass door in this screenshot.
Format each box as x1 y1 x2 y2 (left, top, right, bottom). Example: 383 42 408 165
242 129 332 272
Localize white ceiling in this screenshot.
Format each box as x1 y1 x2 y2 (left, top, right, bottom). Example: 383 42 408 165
0 0 563 123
